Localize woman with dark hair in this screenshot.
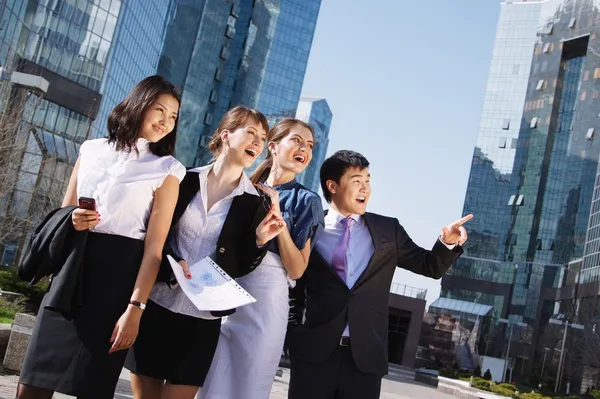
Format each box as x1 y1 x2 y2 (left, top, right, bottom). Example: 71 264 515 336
125 106 286 399
16 75 186 399
198 119 324 399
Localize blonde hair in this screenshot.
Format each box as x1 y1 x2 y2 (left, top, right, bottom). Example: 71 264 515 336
208 106 269 156
250 118 315 184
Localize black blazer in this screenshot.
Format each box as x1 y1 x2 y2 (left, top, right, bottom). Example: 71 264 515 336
18 206 89 314
156 170 268 285
287 212 463 376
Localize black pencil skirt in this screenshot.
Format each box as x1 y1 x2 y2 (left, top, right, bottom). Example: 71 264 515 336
124 299 222 387
19 232 144 398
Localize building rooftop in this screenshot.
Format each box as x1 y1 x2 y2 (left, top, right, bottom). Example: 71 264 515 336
429 297 494 318
390 283 427 300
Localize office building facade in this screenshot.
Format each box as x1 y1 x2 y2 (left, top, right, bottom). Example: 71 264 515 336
246 96 332 192
0 0 123 264
0 0 322 265
441 0 600 382
294 97 331 193
164 0 322 167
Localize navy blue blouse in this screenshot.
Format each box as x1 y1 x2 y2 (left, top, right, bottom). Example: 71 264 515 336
265 179 324 255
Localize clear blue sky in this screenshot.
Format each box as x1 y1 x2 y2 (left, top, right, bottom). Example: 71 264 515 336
300 0 502 305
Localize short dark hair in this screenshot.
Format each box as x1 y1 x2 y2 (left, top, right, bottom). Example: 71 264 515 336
320 150 370 203
107 75 181 157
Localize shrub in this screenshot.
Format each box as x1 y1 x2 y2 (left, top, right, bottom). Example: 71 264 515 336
0 269 49 311
473 365 482 378
496 383 517 392
517 392 552 399
591 390 600 399
483 369 492 381
472 377 492 392
491 385 515 397
0 294 25 323
439 367 457 378
458 371 472 380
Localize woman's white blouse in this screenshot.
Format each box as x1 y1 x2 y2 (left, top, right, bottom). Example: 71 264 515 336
77 138 185 240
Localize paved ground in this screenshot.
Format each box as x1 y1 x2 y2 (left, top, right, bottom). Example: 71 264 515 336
0 367 457 399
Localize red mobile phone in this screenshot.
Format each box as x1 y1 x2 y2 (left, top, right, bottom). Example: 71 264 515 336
78 197 96 211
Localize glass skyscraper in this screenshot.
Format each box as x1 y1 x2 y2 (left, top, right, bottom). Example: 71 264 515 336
160 0 322 167
90 0 173 139
0 0 322 265
0 0 123 264
295 97 332 193
441 0 600 381
244 96 332 193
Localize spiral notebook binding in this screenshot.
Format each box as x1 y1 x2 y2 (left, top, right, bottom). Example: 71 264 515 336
204 257 253 299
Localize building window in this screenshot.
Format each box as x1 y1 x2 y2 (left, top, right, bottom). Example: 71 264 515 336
540 24 554 35
511 138 518 149
209 90 219 104
220 46 230 61
543 43 551 53
200 135 211 146
214 68 224 82
530 117 539 128
508 195 516 206
225 25 235 39
587 128 595 140
230 2 239 17
545 239 554 251
502 119 510 130
536 80 545 91
204 112 213 125
499 138 507 149
536 239 542 250
516 195 524 206
569 18 576 29
1 242 17 265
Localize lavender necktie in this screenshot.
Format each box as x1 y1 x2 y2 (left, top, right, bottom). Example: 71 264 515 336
331 217 354 281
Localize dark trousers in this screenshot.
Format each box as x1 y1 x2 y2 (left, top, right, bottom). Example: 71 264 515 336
288 346 382 399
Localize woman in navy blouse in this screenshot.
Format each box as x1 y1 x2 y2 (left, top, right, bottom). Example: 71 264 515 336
198 119 324 399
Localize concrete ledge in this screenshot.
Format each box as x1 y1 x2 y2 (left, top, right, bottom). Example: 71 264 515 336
3 313 36 372
0 323 12 361
415 371 439 387
0 291 24 302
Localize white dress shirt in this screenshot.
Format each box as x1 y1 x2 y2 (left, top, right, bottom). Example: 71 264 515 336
314 208 457 338
77 138 185 240
149 164 258 319
315 209 374 337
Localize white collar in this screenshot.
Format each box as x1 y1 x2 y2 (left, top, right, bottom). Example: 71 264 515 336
325 208 363 227
188 164 258 196
136 137 150 152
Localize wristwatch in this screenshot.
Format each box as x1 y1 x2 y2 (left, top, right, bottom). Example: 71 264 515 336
129 300 146 310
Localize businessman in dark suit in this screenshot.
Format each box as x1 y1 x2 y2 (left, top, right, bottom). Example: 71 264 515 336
287 150 472 399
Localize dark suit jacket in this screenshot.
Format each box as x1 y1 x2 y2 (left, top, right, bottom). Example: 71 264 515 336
155 170 268 315
288 211 463 375
18 206 89 314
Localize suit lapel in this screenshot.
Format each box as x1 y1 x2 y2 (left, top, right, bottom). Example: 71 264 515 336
313 247 347 286
352 212 381 290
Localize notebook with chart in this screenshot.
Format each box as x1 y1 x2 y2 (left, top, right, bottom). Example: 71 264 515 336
167 255 256 311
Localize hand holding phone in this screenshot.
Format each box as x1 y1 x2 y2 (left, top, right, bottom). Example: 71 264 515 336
78 197 96 211
73 197 100 231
